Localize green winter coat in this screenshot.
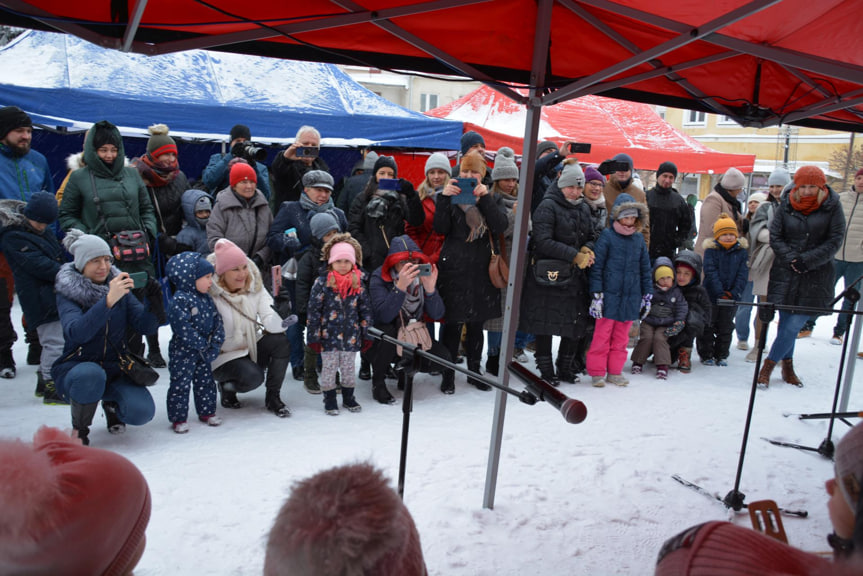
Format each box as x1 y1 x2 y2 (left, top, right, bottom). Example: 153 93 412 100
58 121 157 276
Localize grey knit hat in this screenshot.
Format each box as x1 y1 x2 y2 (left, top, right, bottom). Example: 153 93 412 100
309 212 341 240
558 162 585 188
63 228 112 272
720 167 746 190
362 151 379 172
536 141 559 157
492 147 519 181
835 422 863 512
767 168 791 188
424 152 451 175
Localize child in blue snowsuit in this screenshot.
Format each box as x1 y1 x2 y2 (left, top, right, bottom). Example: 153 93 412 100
701 212 748 366
175 189 213 255
165 251 225 433
306 234 373 416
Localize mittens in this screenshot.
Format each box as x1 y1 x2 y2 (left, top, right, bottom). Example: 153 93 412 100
281 314 298 330
589 293 603 319
283 233 302 253
640 293 653 320
665 320 685 337
573 247 594 270
399 178 416 196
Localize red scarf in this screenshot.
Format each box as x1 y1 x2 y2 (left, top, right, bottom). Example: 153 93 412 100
136 153 179 187
789 189 824 215
327 269 362 299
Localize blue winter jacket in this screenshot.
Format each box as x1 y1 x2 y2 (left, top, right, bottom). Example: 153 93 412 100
202 152 270 199
166 252 224 363
176 189 213 255
0 144 55 200
702 238 749 303
52 263 159 386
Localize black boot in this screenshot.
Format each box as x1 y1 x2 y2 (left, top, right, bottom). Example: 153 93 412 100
323 388 339 415
264 356 291 417
556 354 579 384
535 355 559 386
440 370 455 395
341 386 362 412
71 400 98 446
467 360 491 391
303 346 321 394
219 381 242 409
42 378 68 405
358 357 372 380
485 353 500 377
265 389 291 417
102 401 126 435
25 327 41 366
0 348 15 379
35 371 46 398
372 380 395 404
146 334 166 368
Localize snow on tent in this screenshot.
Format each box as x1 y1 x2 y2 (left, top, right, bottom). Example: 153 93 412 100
427 85 755 174
0 30 462 150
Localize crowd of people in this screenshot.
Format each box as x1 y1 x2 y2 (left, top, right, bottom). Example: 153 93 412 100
1 106 861 445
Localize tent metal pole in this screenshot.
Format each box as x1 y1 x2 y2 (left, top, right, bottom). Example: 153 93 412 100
840 299 861 413
122 0 149 52
483 0 552 510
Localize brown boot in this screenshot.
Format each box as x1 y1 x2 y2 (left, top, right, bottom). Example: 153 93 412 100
757 359 776 387
781 358 803 387
678 347 692 373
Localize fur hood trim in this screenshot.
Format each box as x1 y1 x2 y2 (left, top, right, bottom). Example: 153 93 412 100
0 199 26 229
54 261 118 309
701 237 749 251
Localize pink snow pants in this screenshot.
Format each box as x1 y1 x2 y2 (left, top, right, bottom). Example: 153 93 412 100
586 318 633 377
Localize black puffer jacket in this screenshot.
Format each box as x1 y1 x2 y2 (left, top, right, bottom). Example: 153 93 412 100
767 187 845 309
646 185 692 261
519 184 597 339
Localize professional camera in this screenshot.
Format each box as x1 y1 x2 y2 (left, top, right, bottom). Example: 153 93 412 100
233 141 268 163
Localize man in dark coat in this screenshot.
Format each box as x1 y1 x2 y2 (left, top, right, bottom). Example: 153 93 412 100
646 161 692 262
270 125 329 209
336 151 377 212
201 124 271 199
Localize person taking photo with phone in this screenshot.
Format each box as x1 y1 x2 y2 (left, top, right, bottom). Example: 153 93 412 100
270 125 328 209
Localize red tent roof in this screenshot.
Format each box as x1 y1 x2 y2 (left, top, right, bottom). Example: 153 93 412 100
427 86 755 174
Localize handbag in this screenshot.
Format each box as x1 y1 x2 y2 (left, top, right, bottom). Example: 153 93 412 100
90 171 151 263
488 231 509 289
532 257 574 287
107 335 160 387
396 311 432 356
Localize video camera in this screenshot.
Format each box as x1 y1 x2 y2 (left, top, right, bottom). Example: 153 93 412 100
233 141 268 163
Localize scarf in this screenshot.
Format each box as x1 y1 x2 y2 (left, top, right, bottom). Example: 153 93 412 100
713 183 742 221
459 204 487 243
136 153 179 188
613 220 637 236
394 273 424 319
299 192 335 214
790 190 825 215
327 268 362 299
585 194 606 210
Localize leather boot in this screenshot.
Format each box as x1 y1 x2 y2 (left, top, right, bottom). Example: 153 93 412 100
678 347 692 373
25 326 41 366
535 355 559 386
467 360 491 391
146 334 166 368
265 389 291 417
219 381 242 409
372 380 395 404
303 346 321 394
323 389 339 415
341 386 362 412
440 369 455 395
781 358 803 386
485 353 500 377
556 354 578 383
103 401 126 435
757 358 777 387
71 400 98 446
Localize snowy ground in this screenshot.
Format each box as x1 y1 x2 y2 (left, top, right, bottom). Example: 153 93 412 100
2 300 862 575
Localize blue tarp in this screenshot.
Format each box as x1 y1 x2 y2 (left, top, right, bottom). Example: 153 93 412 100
0 31 462 150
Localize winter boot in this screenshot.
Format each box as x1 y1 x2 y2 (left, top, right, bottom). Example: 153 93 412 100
485 353 500 377
358 357 372 380
35 371 46 398
757 358 776 388
556 354 579 384
440 370 455 395
25 328 41 366
71 400 98 446
535 355 559 386
656 365 669 380
219 381 242 409
265 389 291 418
323 389 340 415
103 401 126 435
467 360 491 391
146 334 166 368
0 348 15 379
341 386 362 412
677 347 692 373
781 358 803 387
42 378 68 405
372 380 395 404
303 346 321 394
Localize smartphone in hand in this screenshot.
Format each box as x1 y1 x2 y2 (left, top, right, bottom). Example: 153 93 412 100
129 271 149 289
452 177 478 205
417 263 432 277
378 178 400 191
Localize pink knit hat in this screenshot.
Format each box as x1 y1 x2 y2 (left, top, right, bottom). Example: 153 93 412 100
214 238 248 275
328 241 356 265
264 462 426 576
0 426 151 575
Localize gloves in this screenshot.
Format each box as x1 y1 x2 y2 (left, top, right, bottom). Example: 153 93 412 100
283 232 301 253
281 314 298 330
640 294 653 320
362 339 374 353
231 142 246 158
573 247 594 269
589 293 603 319
157 233 177 256
720 290 734 300
665 320 685 337
790 258 808 274
271 295 292 318
399 178 416 196
308 342 322 354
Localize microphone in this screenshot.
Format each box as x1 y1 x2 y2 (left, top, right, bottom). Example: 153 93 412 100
507 362 587 424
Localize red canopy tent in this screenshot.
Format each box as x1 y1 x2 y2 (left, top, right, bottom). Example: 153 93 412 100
426 86 755 173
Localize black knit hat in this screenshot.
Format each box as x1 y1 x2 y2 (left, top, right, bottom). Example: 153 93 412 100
372 155 398 178
460 130 485 155
92 123 120 150
23 191 58 224
0 106 32 140
230 124 251 142
657 161 678 179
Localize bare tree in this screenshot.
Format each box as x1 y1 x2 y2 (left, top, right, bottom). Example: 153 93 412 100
829 140 863 192
0 26 23 47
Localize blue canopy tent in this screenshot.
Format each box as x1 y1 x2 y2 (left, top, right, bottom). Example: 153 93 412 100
0 30 462 187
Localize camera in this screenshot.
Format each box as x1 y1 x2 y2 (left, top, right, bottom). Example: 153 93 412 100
235 142 268 163
417 263 432 276
296 146 320 158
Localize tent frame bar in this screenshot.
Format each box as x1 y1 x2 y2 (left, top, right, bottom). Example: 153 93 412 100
122 0 148 52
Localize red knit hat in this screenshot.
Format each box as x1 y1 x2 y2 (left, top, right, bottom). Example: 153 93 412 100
655 521 830 575
213 238 248 275
230 162 257 187
0 426 151 575
264 462 426 576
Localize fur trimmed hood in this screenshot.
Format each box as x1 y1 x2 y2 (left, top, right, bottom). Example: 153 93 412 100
610 192 649 231
701 236 749 251
0 199 26 229
54 261 118 309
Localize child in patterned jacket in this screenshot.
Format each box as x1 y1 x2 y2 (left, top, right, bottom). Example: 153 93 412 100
306 234 373 415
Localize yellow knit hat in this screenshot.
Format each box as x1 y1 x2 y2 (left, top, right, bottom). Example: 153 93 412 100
712 212 738 240
655 265 674 282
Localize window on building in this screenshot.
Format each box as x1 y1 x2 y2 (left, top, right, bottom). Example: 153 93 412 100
680 175 700 198
420 93 439 112
718 115 738 125
684 110 706 125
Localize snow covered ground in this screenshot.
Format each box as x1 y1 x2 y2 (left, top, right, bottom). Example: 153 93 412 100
2 300 862 575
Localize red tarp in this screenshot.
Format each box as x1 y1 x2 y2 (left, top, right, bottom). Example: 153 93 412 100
426 86 755 174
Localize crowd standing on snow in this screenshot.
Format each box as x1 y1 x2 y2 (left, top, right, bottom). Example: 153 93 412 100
0 107 860 443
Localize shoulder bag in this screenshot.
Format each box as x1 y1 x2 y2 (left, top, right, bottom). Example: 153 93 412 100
531 257 574 288
488 231 509 289
90 171 151 263
396 310 432 356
